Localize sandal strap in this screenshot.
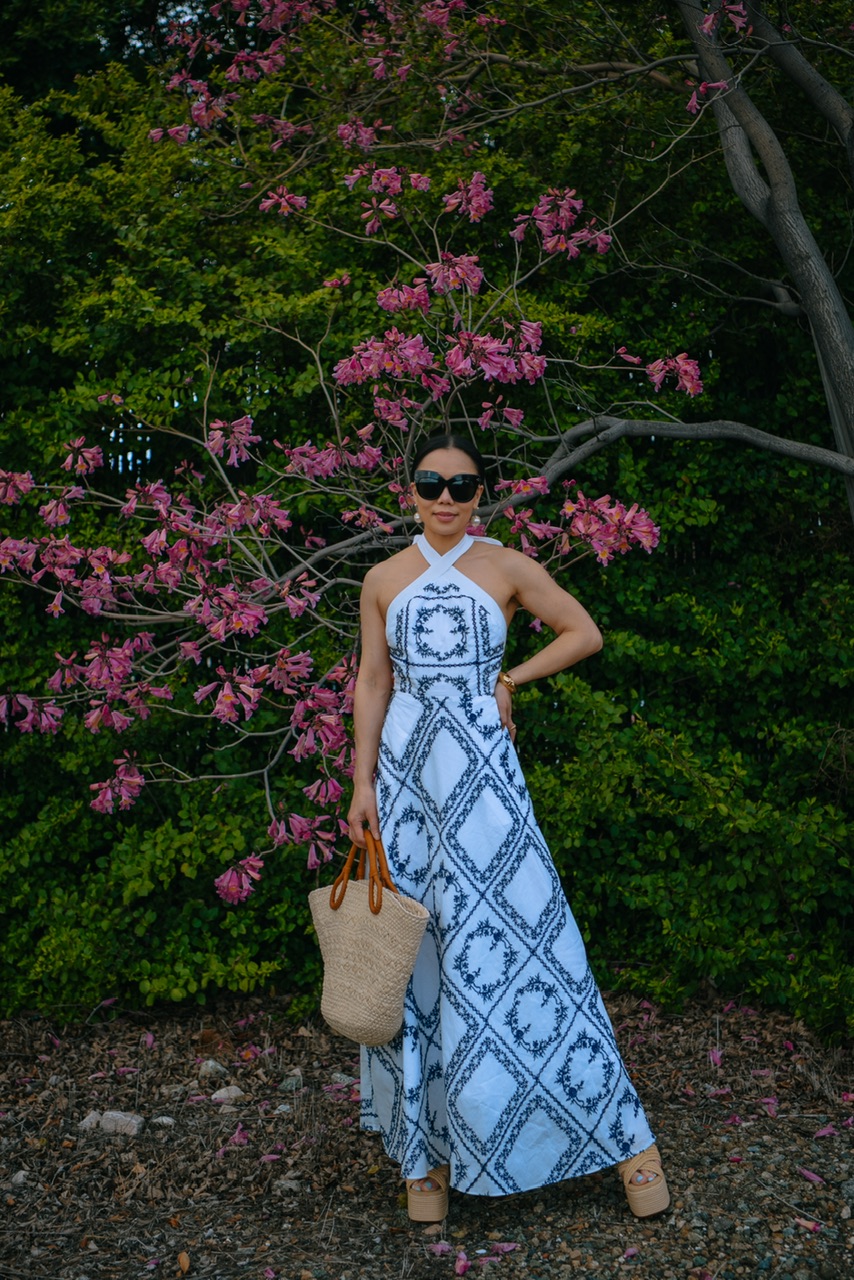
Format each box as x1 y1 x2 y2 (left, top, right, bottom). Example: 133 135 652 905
619 1144 663 1190
407 1163 450 1193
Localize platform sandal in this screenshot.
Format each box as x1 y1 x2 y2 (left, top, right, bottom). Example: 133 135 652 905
618 1144 670 1217
406 1164 450 1222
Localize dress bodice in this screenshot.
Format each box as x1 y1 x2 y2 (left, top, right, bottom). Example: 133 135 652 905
385 534 507 702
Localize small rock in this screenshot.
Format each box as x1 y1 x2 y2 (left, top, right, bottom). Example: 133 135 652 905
211 1085 245 1103
330 1072 357 1085
278 1076 302 1094
11 1171 28 1186
273 1177 301 1194
151 1116 175 1127
78 1110 102 1131
100 1110 145 1136
273 1104 292 1116
198 1059 229 1082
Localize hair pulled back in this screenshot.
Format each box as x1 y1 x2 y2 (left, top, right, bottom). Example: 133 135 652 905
410 433 486 483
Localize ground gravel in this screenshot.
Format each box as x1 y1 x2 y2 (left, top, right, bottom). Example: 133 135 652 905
1 995 851 1280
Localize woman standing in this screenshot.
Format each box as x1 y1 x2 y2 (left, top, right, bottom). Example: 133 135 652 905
347 433 669 1222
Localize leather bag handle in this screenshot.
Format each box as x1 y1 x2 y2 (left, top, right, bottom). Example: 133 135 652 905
328 829 400 915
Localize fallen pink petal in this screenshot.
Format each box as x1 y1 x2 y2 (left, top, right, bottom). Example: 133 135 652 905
797 1167 825 1184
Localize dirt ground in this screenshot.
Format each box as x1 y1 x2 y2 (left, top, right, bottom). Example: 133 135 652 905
1 994 851 1280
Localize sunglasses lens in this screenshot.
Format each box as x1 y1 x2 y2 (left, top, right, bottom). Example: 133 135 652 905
448 476 479 502
414 472 442 500
414 472 480 502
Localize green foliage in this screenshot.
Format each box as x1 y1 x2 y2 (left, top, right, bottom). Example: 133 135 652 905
0 776 320 1014
0 2 852 1038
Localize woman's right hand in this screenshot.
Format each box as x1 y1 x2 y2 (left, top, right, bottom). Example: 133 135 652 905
347 783 381 846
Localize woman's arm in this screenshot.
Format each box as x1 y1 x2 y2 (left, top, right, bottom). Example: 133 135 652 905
347 568 394 845
496 551 603 700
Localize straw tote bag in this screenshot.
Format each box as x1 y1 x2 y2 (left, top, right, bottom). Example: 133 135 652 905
309 830 430 1047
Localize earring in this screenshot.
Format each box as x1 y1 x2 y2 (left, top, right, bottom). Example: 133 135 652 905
414 512 423 524
472 511 482 525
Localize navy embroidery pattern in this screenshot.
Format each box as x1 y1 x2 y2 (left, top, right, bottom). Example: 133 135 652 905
360 535 655 1195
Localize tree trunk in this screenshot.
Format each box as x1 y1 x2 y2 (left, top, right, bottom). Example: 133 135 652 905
676 0 854 520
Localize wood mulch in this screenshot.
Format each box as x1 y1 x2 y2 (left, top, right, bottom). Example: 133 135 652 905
0 995 851 1280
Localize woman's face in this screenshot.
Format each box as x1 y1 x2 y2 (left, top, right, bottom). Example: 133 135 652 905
411 447 484 539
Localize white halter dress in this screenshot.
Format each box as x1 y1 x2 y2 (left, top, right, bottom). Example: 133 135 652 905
359 534 655 1194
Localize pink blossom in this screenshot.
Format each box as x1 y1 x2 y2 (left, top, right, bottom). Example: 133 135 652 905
425 253 484 294
0 470 34 505
409 172 431 191
360 196 398 233
337 118 381 151
323 273 351 288
442 171 493 222
62 436 104 475
646 353 703 397
206 415 262 465
376 281 430 315
333 328 437 385
342 506 394 532
90 752 145 813
258 185 307 215
370 167 403 195
167 124 190 144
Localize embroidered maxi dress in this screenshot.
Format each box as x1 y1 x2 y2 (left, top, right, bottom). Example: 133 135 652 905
360 533 655 1195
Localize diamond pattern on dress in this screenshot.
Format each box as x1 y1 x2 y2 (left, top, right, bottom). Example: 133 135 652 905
359 535 655 1194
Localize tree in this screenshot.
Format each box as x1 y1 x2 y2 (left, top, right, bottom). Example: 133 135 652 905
0 0 851 1032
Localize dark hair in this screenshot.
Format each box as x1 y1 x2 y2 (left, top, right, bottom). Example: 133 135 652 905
410 433 486 483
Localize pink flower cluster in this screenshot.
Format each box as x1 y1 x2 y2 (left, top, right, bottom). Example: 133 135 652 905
344 164 430 193
377 280 430 315
206 415 262 465
281 435 383 479
441 171 493 222
39 486 85 529
337 118 387 151
445 322 545 385
699 3 748 36
0 694 64 735
560 487 661 563
618 346 703 397
333 328 437 385
686 79 729 114
89 752 146 813
512 188 611 258
425 253 483 294
62 436 104 475
258 186 308 215
646 352 704 397
215 854 265 903
283 813 339 870
0 470 34 504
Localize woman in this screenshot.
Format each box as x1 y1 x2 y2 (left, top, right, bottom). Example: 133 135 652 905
347 433 669 1222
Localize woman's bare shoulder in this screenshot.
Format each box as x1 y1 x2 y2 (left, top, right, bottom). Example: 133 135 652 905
364 545 421 583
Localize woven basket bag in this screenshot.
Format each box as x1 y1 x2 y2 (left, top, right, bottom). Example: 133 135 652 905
309 830 430 1047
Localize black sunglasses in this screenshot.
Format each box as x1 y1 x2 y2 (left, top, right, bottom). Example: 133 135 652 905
413 471 482 502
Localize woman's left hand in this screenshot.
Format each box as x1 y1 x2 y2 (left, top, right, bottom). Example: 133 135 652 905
495 679 517 742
